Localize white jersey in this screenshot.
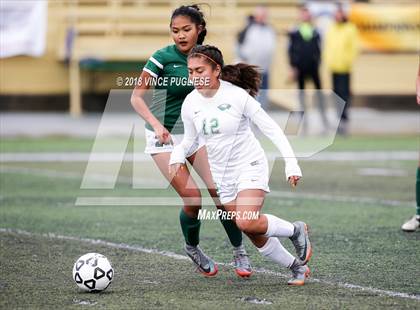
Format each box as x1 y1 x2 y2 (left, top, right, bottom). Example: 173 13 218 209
170 80 301 185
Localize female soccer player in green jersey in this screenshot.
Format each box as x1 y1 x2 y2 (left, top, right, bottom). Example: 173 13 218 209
130 5 251 277
401 63 420 232
169 45 312 285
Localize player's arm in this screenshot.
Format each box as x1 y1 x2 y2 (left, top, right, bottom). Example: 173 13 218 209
244 96 302 186
130 52 171 144
130 70 171 144
130 70 157 126
169 100 199 177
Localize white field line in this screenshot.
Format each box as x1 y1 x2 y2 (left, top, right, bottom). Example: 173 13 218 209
0 166 414 208
1 228 419 302
0 151 418 162
0 166 161 187
357 168 408 177
268 191 413 208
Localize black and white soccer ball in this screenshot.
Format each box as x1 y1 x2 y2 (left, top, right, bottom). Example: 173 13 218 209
72 253 113 292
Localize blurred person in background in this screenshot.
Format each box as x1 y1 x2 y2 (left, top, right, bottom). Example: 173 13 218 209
288 6 329 134
236 5 276 110
237 14 254 47
401 63 420 232
324 3 358 136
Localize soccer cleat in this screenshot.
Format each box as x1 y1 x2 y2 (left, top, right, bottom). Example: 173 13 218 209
288 263 310 286
289 221 312 265
233 245 253 278
184 244 218 277
401 215 420 232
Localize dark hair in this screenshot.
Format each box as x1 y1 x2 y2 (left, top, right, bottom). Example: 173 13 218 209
170 5 207 45
300 6 309 13
188 45 261 97
237 15 255 45
335 2 348 22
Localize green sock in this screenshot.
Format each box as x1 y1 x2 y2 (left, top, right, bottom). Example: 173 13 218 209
416 167 420 216
179 209 201 246
219 218 243 247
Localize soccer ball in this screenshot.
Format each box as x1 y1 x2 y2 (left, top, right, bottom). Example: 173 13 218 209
72 253 113 292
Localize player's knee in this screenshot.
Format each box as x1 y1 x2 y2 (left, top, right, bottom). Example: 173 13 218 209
235 218 255 234
180 189 202 207
183 205 200 218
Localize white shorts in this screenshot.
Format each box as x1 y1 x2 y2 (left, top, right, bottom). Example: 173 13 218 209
144 128 204 156
215 158 270 204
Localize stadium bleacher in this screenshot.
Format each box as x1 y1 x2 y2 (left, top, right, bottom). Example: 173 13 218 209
0 0 418 114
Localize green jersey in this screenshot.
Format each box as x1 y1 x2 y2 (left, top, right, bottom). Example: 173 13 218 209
143 44 194 134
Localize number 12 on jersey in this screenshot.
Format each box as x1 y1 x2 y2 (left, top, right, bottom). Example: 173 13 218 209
202 118 220 135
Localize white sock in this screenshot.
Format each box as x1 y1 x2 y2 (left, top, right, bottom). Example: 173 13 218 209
263 214 294 238
257 237 295 268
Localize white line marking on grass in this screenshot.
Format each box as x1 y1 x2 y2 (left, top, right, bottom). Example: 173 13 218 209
74 195 414 208
269 191 414 208
357 168 408 177
1 166 414 208
0 151 418 162
1 228 419 302
0 166 161 187
250 267 420 302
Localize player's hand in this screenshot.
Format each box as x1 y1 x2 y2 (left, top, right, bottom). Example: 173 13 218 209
154 124 172 145
288 175 301 188
285 163 302 184
169 163 184 178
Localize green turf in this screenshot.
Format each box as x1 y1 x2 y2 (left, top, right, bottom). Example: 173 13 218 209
1 134 418 152
0 136 419 309
2 232 418 309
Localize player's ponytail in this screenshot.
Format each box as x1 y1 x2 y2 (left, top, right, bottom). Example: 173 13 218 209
171 4 207 44
221 64 261 98
189 45 261 98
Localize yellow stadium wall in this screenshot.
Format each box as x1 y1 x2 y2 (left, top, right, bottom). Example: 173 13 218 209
0 2 418 101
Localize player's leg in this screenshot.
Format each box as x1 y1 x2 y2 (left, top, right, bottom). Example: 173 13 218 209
297 70 308 134
256 71 269 110
311 67 329 131
225 189 310 285
151 152 217 276
187 146 252 277
417 160 420 218
187 146 243 247
233 159 312 264
402 159 420 231
333 73 350 135
234 189 311 263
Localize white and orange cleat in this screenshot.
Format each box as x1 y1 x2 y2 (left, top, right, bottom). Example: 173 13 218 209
184 244 218 277
288 263 310 286
290 221 312 265
233 245 252 278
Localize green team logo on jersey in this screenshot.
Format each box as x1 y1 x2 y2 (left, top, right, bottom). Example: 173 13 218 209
217 103 231 111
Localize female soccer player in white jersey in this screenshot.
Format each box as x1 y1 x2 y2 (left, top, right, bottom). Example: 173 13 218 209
169 45 313 285
130 5 252 277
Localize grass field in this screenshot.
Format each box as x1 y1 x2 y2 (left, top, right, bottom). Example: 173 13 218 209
1 135 419 309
